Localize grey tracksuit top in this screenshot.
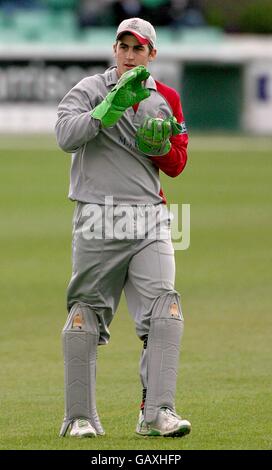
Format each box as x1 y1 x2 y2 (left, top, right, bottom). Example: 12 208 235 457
55 66 188 205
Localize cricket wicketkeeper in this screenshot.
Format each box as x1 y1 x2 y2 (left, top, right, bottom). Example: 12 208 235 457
55 17 191 438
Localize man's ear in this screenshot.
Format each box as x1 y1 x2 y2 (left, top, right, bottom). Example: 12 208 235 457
113 43 117 57
149 48 157 62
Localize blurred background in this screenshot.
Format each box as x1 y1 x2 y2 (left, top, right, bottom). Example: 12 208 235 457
0 0 272 134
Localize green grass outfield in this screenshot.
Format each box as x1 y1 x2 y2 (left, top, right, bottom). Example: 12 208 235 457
0 134 271 450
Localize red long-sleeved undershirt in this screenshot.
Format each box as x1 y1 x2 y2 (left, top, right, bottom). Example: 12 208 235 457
151 80 188 178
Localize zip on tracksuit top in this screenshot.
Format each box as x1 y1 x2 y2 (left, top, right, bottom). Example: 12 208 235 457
55 66 188 205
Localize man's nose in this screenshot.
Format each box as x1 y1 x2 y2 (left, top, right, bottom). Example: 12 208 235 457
126 47 135 60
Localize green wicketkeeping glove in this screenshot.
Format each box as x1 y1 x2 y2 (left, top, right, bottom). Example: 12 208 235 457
136 116 183 156
90 65 150 128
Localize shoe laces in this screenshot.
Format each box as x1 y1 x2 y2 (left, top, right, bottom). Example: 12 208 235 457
161 407 180 423
77 418 89 428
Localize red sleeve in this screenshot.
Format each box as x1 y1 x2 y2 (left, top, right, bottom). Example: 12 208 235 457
150 80 188 178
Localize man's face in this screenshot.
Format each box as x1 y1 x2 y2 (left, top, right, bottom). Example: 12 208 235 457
113 34 157 77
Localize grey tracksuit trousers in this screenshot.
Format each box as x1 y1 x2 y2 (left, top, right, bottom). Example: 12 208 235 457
67 202 176 346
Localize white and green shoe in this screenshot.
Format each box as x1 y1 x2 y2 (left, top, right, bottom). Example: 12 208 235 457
136 408 191 437
69 418 96 438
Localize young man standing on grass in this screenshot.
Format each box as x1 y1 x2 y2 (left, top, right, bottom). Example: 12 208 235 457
55 17 191 438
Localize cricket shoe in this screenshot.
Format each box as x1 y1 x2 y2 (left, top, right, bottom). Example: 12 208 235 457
69 418 97 438
136 407 191 437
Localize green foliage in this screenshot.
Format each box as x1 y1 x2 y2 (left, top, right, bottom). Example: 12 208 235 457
204 7 227 30
239 0 272 33
204 0 272 33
